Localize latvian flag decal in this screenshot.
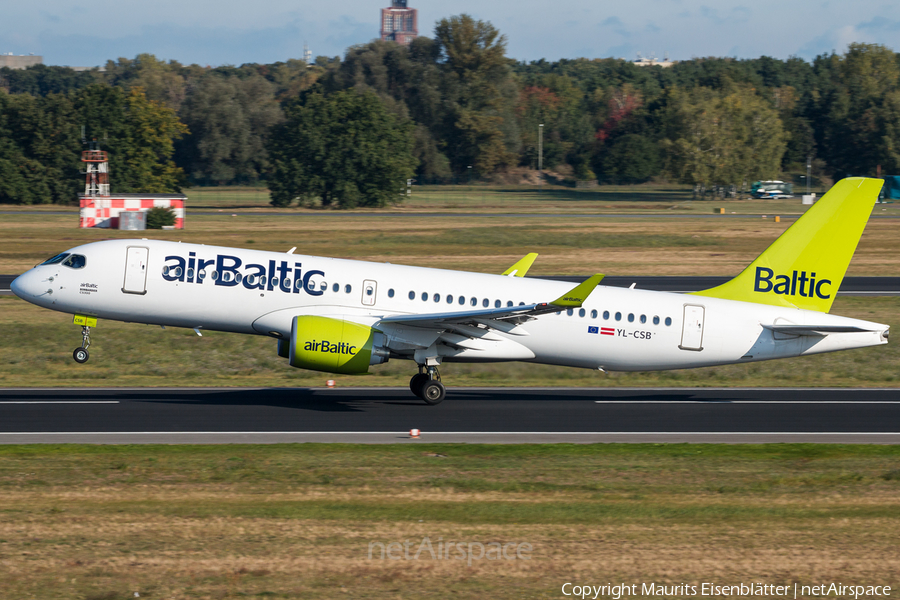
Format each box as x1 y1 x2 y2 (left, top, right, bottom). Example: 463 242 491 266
600 327 615 336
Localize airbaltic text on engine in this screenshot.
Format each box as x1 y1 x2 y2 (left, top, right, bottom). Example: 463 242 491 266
162 253 324 295
753 267 831 299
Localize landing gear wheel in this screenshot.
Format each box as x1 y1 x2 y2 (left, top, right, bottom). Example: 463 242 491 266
409 373 429 397
73 348 90 364
421 380 446 405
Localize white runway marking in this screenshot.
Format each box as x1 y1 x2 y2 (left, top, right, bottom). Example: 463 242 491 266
593 400 900 404
0 401 120 404
0 431 896 436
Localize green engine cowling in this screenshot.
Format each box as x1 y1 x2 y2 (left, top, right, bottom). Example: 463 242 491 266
288 315 389 374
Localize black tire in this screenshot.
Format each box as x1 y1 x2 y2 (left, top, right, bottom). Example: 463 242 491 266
73 348 89 364
421 380 446 405
409 373 429 397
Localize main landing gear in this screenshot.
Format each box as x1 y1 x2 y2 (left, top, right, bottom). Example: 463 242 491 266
73 326 91 364
409 365 446 405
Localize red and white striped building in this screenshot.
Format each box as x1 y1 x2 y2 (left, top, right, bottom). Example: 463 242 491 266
79 195 186 229
77 148 185 228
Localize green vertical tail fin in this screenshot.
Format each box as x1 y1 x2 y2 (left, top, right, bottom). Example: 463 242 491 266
692 177 883 313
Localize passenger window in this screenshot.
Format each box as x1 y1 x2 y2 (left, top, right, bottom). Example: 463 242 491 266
567 309 574 316
212 270 219 281
198 270 207 281
345 284 352 293
421 292 428 301
333 283 340 292
480 298 488 307
579 308 586 317
269 276 277 287
494 300 501 308
433 293 440 302
409 291 415 300
234 273 242 284
603 310 610 320
665 317 672 326
470 297 477 306
615 312 622 321
519 302 525 306
187 268 194 279
367 286 374 296
640 314 647 324
459 296 465 305
628 313 635 323
388 288 395 298
295 279 303 290
591 310 598 319
320 282 327 291
507 301 513 307
447 295 454 304
653 315 660 325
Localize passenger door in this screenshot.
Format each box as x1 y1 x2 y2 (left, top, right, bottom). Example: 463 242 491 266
679 304 705 351
122 246 149 295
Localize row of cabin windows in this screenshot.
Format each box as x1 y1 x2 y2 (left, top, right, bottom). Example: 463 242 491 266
403 289 524 308
156 271 671 327
161 266 355 293
399 288 673 326
561 308 673 326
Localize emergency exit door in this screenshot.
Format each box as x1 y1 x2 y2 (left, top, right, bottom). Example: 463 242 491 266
679 304 705 351
122 246 149 295
361 279 377 306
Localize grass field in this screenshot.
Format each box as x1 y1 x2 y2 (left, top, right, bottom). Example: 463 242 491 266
0 444 897 599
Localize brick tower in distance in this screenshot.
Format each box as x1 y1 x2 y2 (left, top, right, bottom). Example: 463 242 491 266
380 0 418 46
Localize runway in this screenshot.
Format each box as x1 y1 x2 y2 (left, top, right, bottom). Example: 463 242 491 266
1 387 898 444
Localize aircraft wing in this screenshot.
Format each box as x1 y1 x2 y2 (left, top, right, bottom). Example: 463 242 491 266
377 274 604 332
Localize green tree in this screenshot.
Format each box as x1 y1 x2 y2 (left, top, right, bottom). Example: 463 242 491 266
176 74 282 184
0 91 81 204
600 134 661 183
75 84 188 193
662 86 786 187
268 89 417 208
434 14 519 174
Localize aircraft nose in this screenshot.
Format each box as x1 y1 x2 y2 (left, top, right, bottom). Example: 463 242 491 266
10 270 43 299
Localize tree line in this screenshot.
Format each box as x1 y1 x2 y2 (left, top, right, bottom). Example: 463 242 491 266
1 13 900 206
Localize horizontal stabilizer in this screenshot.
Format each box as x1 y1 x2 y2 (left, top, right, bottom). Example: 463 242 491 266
762 324 874 337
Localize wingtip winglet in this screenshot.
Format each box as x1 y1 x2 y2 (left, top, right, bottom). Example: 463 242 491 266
551 273 605 307
502 253 539 277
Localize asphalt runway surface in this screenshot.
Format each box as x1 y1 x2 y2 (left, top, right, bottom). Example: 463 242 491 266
1 387 898 444
4 275 900 295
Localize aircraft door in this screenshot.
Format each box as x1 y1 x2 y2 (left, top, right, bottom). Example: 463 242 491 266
122 246 149 295
679 304 705 351
361 279 377 306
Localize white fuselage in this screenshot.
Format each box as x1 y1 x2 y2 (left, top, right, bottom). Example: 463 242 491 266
11 239 888 371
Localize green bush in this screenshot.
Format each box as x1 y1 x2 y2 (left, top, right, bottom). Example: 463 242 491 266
146 206 176 229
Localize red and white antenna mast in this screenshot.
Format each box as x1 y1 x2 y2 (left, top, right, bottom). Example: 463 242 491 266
82 147 109 197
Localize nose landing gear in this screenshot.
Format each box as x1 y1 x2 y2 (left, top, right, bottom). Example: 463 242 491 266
73 326 91 363
409 365 445 405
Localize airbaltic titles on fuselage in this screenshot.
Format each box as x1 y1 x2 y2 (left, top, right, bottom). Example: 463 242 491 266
162 252 325 295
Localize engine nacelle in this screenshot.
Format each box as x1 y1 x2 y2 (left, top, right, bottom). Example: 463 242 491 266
288 315 388 374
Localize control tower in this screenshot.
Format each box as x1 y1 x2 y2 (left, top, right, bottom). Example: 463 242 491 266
380 0 418 46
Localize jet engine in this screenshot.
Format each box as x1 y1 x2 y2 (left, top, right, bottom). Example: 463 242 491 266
287 315 389 374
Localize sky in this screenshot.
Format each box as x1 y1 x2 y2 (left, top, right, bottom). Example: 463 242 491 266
2 0 900 68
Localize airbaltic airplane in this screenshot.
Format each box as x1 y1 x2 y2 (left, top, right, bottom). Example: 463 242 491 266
11 177 889 404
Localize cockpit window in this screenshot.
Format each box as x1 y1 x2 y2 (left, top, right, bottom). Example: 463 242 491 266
62 254 86 269
41 253 70 266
